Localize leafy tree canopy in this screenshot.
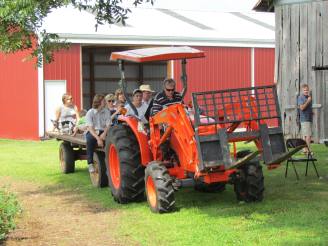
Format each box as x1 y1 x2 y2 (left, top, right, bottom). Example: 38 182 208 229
0 0 152 65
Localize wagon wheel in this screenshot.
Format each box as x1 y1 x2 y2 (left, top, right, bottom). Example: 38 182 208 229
59 142 75 173
89 151 108 188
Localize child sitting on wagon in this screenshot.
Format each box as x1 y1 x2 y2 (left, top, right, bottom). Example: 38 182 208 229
72 109 87 136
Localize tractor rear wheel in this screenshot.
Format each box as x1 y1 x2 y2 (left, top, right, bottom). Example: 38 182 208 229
145 162 175 213
194 182 226 193
234 160 264 202
105 124 145 203
89 151 108 188
59 142 75 173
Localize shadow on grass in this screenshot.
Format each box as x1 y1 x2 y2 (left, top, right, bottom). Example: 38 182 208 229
173 165 328 225
28 159 328 219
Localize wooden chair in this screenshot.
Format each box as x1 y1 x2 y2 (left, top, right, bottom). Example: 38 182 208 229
285 138 320 180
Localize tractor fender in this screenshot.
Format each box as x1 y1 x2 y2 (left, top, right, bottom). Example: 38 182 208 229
118 116 152 166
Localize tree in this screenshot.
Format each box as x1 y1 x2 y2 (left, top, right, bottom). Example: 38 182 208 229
0 0 153 65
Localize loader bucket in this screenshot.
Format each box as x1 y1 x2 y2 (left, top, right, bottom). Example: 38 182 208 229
265 145 305 164
226 150 261 170
258 123 304 165
194 128 232 171
192 85 303 169
194 128 261 171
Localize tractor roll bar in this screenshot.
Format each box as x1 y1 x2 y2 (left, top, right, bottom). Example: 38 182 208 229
118 60 138 116
181 59 187 99
117 58 189 115
112 46 205 112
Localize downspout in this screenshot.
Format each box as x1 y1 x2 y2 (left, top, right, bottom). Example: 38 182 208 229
251 47 255 88
37 37 45 138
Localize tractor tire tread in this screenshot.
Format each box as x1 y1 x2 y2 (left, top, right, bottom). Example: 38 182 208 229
145 162 175 213
234 160 264 202
105 124 145 204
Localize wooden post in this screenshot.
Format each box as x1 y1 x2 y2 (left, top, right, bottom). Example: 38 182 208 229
323 2 328 141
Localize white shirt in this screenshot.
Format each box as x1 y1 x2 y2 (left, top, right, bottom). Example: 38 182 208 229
125 102 148 123
59 105 77 123
142 99 151 107
85 108 111 131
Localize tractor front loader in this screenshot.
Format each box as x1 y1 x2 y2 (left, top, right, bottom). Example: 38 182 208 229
105 46 304 213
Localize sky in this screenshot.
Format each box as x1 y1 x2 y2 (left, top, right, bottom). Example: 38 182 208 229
124 0 260 12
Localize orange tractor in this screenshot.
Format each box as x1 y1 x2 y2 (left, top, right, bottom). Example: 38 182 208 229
105 46 302 213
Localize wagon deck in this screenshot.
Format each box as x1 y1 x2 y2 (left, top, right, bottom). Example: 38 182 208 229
47 131 87 146
47 131 104 151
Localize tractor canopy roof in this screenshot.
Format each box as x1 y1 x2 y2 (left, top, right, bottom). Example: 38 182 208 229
110 46 205 63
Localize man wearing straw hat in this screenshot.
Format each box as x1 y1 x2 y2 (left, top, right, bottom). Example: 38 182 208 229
139 84 155 107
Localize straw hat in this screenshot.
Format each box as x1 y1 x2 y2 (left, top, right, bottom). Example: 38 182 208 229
139 84 154 93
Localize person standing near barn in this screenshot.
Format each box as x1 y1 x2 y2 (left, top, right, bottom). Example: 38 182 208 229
297 84 313 154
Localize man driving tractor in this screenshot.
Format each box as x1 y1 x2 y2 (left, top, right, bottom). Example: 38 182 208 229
151 78 183 116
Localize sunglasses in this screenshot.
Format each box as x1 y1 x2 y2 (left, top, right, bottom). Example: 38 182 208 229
165 88 175 92
107 100 115 103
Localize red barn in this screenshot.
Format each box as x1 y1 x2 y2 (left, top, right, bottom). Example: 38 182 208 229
0 6 275 140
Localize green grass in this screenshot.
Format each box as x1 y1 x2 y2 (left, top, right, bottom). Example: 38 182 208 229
0 139 328 245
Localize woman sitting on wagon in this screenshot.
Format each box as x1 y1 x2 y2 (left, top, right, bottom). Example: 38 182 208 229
53 93 79 133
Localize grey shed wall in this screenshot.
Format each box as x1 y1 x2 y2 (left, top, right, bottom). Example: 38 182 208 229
275 1 328 142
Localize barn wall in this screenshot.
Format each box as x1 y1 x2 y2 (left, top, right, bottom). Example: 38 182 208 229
174 46 275 103
80 46 274 109
255 48 275 86
81 47 166 109
0 44 275 140
275 1 328 142
174 46 252 103
44 44 82 109
0 50 39 140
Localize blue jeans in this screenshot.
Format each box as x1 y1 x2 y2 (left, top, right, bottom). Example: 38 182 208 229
86 131 103 164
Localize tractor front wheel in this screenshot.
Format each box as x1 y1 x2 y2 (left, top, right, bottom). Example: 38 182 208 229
145 162 175 213
234 161 264 202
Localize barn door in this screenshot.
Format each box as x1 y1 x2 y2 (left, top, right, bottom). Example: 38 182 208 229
44 80 66 131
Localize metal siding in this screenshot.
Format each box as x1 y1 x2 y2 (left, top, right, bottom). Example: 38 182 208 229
44 44 81 109
174 47 252 102
254 48 275 86
0 51 39 140
254 48 276 126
